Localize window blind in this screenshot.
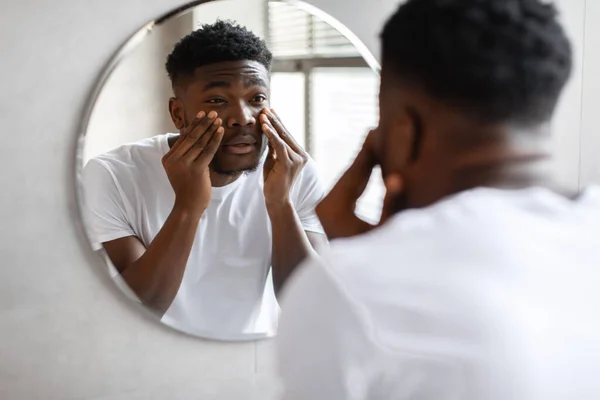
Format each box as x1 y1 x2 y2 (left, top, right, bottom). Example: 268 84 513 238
267 1 360 58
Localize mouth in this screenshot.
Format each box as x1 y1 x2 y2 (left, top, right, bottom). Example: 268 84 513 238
222 144 256 155
221 135 258 155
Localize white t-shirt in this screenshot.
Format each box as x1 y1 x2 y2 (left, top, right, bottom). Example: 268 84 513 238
82 133 324 341
277 186 600 399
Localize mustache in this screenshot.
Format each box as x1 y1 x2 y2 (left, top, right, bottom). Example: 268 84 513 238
221 127 262 145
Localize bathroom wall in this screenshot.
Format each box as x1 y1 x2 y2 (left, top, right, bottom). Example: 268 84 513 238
580 1 600 188
0 0 592 399
83 13 193 163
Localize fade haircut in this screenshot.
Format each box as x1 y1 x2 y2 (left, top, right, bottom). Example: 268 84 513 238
166 20 273 87
380 0 572 126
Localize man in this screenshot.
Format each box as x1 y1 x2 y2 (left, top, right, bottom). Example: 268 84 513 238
83 21 326 340
277 0 600 399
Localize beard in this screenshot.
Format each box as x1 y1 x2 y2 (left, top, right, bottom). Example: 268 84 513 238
209 158 261 176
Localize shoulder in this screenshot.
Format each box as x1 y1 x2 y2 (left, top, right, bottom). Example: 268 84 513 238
297 155 320 183
300 190 516 334
83 134 168 180
292 156 323 195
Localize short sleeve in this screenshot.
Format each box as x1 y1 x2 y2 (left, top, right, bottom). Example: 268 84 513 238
81 158 136 250
276 258 378 400
292 157 325 234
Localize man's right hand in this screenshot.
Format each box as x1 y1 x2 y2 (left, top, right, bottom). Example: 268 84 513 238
315 128 404 240
161 111 224 216
315 129 380 240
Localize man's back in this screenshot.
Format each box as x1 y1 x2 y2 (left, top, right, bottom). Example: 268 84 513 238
278 187 600 399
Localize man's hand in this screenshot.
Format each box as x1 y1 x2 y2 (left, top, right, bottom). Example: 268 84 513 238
162 111 224 216
260 108 308 209
315 129 404 240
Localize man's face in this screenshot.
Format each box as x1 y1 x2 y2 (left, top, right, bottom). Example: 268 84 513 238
170 60 270 175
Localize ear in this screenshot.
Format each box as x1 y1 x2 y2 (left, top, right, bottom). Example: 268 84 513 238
169 97 185 131
380 108 420 178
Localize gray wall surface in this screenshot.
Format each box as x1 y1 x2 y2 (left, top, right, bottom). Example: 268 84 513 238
0 0 593 399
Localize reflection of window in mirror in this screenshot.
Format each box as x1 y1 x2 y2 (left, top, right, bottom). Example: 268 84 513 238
267 1 383 223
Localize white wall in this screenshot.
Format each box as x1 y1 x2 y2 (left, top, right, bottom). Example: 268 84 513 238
83 13 193 163
193 0 266 36
550 0 586 190
579 1 600 188
0 1 592 399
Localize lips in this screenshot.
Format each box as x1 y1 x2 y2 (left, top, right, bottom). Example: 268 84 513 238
221 135 258 155
224 136 257 146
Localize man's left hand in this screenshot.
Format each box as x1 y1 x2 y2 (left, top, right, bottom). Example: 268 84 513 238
260 108 308 209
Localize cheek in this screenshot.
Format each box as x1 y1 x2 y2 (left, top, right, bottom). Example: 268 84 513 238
251 105 263 117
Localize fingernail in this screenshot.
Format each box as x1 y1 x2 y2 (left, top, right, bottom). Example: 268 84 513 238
208 111 217 118
197 111 206 118
217 127 224 134
214 118 222 125
270 108 275 113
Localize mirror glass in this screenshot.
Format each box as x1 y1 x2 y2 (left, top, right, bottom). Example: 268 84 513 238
78 0 381 341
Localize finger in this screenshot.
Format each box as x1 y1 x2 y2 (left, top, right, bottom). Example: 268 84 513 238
329 133 377 201
261 109 303 156
172 111 218 159
263 141 276 175
262 108 305 156
322 164 373 213
261 119 289 160
184 118 223 163
195 126 225 165
165 111 208 157
266 140 276 161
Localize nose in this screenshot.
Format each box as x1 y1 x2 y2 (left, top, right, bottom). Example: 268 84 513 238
226 101 257 128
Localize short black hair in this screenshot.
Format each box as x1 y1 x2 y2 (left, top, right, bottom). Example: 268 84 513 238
166 20 273 87
381 0 572 126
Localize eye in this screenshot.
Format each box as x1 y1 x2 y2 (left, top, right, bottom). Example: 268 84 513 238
252 95 267 103
207 98 226 104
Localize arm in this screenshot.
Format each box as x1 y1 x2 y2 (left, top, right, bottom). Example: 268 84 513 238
267 202 327 293
260 108 328 292
102 206 202 314
86 111 224 315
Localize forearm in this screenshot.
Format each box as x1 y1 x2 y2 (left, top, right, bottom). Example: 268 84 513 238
268 201 315 293
122 206 202 314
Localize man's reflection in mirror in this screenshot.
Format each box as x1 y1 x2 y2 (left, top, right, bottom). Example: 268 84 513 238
83 21 327 340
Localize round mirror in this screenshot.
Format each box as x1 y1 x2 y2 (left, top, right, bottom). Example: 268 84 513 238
77 0 381 341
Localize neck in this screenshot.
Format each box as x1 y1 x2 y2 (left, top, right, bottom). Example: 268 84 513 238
210 171 243 187
413 127 576 207
449 134 556 190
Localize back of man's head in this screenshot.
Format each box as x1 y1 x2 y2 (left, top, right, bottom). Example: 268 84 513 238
380 0 572 127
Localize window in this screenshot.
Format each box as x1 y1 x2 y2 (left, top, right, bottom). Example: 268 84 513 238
267 1 383 223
